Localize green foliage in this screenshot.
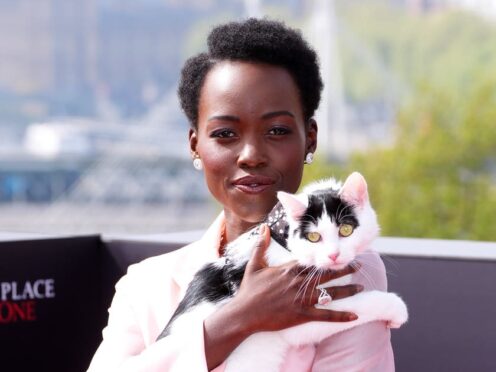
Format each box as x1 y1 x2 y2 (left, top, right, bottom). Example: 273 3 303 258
350 75 496 241
305 77 496 241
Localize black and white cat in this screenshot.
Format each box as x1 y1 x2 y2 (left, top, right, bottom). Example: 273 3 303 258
158 172 408 372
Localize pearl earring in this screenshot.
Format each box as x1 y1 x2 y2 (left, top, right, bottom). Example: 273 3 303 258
193 155 203 170
305 152 314 165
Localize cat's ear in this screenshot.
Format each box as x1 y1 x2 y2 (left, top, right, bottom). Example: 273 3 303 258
339 172 369 208
277 191 308 220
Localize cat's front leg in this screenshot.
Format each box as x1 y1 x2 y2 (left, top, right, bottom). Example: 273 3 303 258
225 332 288 372
279 291 407 346
323 290 408 329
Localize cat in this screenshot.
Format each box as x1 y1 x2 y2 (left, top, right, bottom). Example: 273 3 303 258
158 172 408 372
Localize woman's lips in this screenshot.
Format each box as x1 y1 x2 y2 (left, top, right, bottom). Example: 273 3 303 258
234 184 272 194
232 175 275 195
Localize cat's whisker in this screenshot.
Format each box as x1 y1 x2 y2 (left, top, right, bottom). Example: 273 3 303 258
299 215 316 230
302 214 318 225
337 210 355 222
337 204 354 223
358 265 379 290
336 205 344 219
349 260 361 271
296 267 319 305
359 258 398 280
349 260 378 289
356 256 385 279
378 254 400 270
339 213 354 220
294 270 312 302
354 259 382 273
288 266 311 297
359 251 400 277
300 268 318 300
310 268 326 303
295 265 310 278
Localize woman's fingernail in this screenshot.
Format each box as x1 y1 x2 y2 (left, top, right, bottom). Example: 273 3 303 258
259 224 267 234
349 313 358 321
357 285 364 292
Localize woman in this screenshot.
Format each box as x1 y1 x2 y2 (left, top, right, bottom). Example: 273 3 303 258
88 18 394 371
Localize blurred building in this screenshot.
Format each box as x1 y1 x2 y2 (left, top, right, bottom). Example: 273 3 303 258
0 0 166 121
52 0 98 102
97 1 185 117
0 0 97 96
0 0 244 123
0 0 53 94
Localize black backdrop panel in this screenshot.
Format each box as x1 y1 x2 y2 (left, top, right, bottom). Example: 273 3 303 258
99 238 183 326
1 235 495 372
385 256 496 372
0 236 102 372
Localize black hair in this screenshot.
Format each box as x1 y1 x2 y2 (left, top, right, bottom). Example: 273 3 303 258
178 18 323 128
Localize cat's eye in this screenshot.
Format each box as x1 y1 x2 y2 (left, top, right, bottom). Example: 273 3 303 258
339 224 354 237
305 232 321 243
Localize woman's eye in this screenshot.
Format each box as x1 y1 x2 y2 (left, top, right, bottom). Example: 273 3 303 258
211 129 236 138
339 224 354 237
268 127 290 135
305 231 321 243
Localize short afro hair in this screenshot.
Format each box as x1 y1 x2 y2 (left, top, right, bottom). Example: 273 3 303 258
178 18 323 128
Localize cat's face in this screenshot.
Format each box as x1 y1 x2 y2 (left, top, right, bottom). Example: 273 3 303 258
278 172 379 270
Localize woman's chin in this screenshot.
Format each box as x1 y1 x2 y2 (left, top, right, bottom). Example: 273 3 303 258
228 206 274 226
230 198 278 222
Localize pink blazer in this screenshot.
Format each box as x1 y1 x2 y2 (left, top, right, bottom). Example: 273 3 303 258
88 214 394 371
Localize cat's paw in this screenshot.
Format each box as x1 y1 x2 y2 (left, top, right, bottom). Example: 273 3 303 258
387 318 404 329
386 296 408 329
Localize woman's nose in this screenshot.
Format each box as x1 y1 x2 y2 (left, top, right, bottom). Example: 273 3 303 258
237 140 268 168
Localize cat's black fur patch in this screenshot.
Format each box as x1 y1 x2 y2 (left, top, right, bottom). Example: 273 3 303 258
158 260 246 339
298 189 359 238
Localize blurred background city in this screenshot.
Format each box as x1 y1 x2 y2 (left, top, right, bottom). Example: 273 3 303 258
0 0 494 240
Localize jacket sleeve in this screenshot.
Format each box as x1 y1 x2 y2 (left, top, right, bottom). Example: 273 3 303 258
87 261 226 372
311 252 395 372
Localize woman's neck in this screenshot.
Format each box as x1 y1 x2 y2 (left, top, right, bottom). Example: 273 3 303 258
223 210 261 244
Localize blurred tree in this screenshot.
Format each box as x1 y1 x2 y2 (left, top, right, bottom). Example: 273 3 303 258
304 75 496 241
351 74 496 241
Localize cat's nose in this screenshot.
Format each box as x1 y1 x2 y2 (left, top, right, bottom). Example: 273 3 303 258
329 253 339 261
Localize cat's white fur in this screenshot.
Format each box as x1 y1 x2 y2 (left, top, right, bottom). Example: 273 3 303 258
170 172 408 372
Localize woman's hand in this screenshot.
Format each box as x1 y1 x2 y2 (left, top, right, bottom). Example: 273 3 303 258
203 224 362 369
232 224 362 335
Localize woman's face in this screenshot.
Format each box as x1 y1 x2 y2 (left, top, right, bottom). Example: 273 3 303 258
190 61 317 230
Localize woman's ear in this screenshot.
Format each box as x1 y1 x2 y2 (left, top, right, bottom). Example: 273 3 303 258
189 128 198 156
306 118 318 155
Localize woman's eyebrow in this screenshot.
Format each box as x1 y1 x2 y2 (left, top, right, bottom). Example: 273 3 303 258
261 110 295 119
208 115 240 122
207 111 294 122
